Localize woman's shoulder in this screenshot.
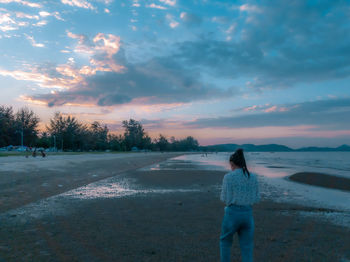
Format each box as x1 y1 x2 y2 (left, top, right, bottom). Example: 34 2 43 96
248 172 259 182
249 172 257 177
223 170 241 180
223 171 234 179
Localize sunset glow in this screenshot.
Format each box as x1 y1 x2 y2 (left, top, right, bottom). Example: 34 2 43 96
1 0 350 147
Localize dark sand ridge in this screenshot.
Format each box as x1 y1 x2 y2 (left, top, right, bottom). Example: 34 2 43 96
289 172 350 192
0 154 349 261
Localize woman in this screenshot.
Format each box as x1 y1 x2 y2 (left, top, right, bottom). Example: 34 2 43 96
220 149 260 262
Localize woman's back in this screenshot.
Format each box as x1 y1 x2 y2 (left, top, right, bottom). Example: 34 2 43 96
220 169 260 206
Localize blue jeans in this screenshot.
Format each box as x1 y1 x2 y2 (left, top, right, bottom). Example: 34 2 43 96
220 205 254 262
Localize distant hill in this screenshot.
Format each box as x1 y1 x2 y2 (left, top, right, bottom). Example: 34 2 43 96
295 144 350 152
200 144 350 152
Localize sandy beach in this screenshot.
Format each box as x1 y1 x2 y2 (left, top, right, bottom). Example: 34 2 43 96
0 153 349 261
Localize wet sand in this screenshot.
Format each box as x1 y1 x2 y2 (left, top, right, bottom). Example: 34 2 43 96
0 154 349 261
0 153 182 212
289 172 350 192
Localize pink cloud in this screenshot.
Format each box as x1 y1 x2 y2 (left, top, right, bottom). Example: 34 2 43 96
0 0 42 8
243 105 257 111
61 0 94 10
238 4 260 13
146 3 167 10
159 0 176 6
264 105 277 112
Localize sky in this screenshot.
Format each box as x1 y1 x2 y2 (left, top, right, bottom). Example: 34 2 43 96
0 0 350 148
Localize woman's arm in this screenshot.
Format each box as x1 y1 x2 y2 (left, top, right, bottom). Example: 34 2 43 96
255 175 261 203
220 175 228 203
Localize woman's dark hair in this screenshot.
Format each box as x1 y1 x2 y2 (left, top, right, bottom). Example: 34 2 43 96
229 148 250 178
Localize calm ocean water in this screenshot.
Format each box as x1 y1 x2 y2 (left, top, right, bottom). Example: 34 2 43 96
174 152 350 179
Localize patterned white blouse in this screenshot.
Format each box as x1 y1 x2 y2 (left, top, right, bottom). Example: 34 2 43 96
220 169 261 206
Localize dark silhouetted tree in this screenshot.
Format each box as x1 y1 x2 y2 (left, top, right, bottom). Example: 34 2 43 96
122 119 149 150
108 134 124 151
46 112 85 150
0 106 15 147
14 107 40 147
88 121 109 150
156 134 169 151
36 132 51 148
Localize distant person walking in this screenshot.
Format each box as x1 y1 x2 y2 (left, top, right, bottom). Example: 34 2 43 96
32 147 37 157
220 149 260 262
40 149 46 157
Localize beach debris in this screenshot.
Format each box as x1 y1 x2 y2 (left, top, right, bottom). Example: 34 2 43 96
57 184 63 187
177 201 183 206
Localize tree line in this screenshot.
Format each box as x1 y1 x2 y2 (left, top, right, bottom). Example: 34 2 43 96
0 105 199 152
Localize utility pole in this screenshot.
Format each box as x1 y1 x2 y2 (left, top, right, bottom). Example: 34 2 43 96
53 135 57 151
15 128 24 147
21 127 23 147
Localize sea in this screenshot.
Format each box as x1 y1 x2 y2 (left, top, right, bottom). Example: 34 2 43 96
173 151 350 179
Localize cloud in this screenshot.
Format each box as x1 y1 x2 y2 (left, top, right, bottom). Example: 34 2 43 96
146 3 167 10
0 12 17 31
132 0 140 8
25 34 45 47
28 52 235 107
67 31 124 72
3 31 236 107
211 16 229 24
0 67 78 89
0 8 57 32
177 0 350 90
61 0 94 10
0 0 42 8
236 4 261 13
32 20 47 27
184 98 350 131
15 12 39 20
0 11 31 31
180 12 202 26
159 0 175 6
0 30 124 89
166 13 178 28
39 11 63 20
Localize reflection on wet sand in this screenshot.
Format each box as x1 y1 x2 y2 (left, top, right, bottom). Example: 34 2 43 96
0 173 201 225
